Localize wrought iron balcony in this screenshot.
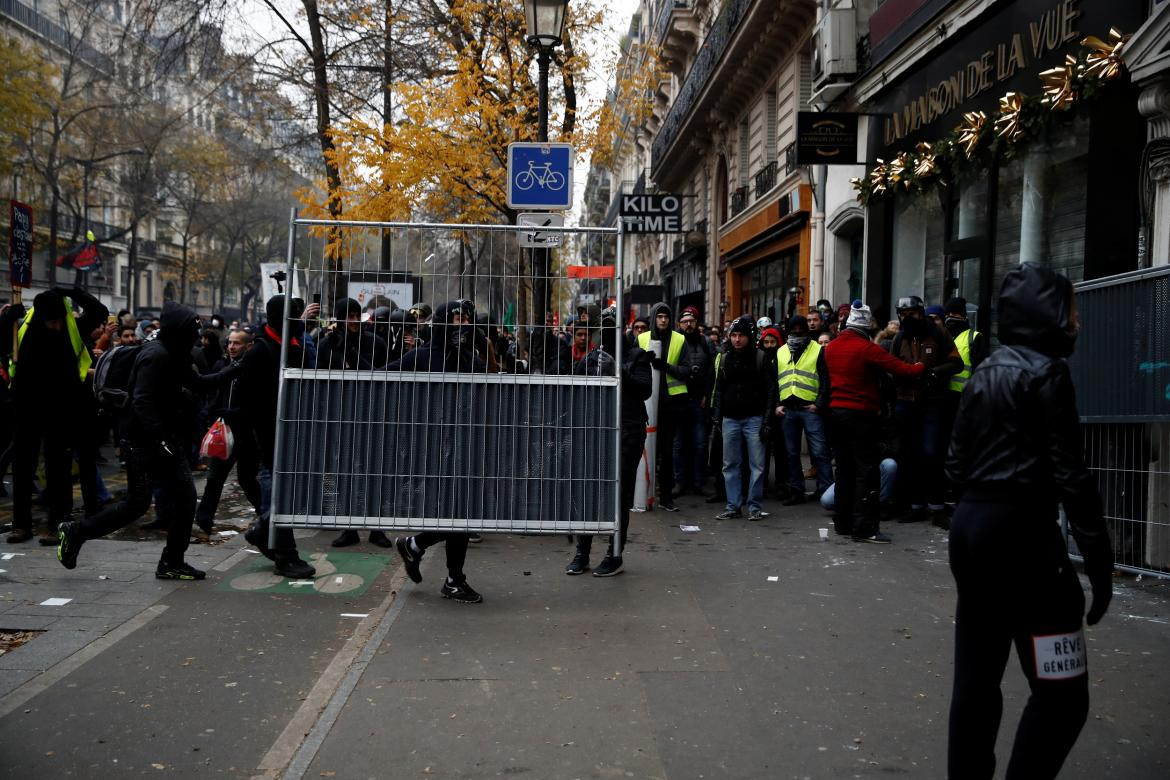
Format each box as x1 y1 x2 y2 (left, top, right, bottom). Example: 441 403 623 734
783 142 797 176
654 0 691 44
0 0 114 73
730 186 749 217
754 161 778 198
651 0 754 173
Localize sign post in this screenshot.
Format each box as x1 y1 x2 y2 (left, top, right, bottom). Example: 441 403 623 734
795 112 860 165
517 212 565 248
8 200 33 365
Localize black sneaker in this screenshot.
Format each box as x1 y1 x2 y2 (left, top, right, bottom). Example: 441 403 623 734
705 493 724 504
781 493 806 506
331 529 360 547
243 524 275 560
368 530 393 548
715 509 742 520
897 507 926 524
273 555 316 579
658 501 680 513
140 517 167 531
394 536 423 583
156 560 207 580
57 520 84 570
565 553 590 575
853 531 893 544
468 533 483 544
747 509 767 521
592 556 623 577
195 516 213 536
441 579 483 604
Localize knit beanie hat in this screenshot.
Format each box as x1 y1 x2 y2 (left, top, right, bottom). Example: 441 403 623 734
845 302 876 330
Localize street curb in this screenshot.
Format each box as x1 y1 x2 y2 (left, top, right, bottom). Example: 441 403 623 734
251 564 410 780
0 603 168 719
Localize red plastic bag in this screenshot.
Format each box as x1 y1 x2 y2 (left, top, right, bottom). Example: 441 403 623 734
200 417 234 461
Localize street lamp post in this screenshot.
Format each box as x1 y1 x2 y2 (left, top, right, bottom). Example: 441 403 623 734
523 0 568 352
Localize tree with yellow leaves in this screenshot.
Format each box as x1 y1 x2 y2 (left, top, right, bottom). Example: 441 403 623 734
0 38 54 178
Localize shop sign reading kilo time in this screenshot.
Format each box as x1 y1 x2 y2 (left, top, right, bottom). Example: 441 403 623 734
882 0 1090 146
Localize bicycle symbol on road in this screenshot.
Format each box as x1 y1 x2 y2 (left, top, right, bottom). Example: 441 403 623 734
513 160 566 192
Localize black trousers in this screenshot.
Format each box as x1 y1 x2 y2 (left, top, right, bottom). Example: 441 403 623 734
12 413 73 532
828 409 881 536
948 498 1089 780
80 444 197 562
656 400 684 500
196 439 262 525
415 533 469 582
578 424 646 557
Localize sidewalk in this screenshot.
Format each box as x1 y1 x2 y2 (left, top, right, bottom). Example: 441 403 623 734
1 492 1167 778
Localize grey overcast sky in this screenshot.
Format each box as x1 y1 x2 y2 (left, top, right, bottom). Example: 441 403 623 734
226 0 643 221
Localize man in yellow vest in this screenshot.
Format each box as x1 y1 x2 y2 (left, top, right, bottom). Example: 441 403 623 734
637 303 693 512
2 288 107 544
775 315 833 505
942 297 989 399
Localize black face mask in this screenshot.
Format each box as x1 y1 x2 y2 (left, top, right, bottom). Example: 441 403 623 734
901 316 926 337
446 323 472 351
944 317 967 337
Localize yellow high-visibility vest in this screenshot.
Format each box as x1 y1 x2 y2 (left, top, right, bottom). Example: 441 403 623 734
10 299 92 382
949 329 978 393
776 341 821 402
637 329 687 396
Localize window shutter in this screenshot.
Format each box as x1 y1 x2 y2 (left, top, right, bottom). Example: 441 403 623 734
766 91 778 163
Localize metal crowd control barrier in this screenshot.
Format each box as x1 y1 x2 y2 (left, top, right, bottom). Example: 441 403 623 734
1068 266 1170 578
270 216 624 543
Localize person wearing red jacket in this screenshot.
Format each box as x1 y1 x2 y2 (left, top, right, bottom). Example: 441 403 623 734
823 302 925 542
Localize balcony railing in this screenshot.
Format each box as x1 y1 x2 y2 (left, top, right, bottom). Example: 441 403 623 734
783 142 797 176
0 0 114 73
654 0 691 45
754 161 778 198
730 186 749 217
651 0 754 172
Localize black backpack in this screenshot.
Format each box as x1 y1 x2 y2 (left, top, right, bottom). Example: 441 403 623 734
93 344 141 410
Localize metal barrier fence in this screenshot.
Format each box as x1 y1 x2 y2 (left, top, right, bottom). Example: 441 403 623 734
1069 266 1170 577
270 217 624 539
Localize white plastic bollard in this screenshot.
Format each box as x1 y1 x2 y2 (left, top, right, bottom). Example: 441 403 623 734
632 338 661 512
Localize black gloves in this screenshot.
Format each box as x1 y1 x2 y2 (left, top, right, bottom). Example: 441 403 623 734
649 356 666 371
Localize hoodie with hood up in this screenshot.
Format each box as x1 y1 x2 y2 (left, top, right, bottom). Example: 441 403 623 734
946 262 1110 570
387 301 485 373
644 302 693 405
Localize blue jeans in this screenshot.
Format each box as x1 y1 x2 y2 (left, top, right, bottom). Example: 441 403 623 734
673 397 709 489
722 416 765 512
821 458 898 511
783 407 834 494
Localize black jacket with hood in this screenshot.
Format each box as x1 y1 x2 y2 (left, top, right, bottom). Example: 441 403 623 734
945 262 1111 572
387 301 485 373
125 302 233 447
647 302 693 406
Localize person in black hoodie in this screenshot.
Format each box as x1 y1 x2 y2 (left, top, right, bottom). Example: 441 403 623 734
564 308 652 577
57 302 233 579
316 298 388 371
673 306 714 498
391 300 485 603
239 295 318 579
710 316 777 521
945 262 1113 779
3 288 107 544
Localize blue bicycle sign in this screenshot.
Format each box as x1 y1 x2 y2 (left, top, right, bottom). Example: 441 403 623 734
507 142 573 210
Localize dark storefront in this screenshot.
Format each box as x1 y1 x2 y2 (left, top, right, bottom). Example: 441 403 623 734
862 0 1149 336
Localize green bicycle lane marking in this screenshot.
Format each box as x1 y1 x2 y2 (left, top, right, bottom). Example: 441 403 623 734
219 552 392 596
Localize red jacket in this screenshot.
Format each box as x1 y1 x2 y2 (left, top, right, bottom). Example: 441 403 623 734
823 328 926 413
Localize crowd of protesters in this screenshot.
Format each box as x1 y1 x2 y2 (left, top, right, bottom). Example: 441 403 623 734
0 264 1112 777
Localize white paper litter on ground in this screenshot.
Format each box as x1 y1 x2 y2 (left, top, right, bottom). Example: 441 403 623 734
340 613 368 618
766 576 779 582
680 525 701 533
215 530 239 538
40 598 72 606
1 553 26 560
243 548 261 554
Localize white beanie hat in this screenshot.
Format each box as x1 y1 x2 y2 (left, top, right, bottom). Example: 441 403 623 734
845 302 876 330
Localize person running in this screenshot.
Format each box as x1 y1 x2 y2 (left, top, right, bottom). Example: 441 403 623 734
945 263 1113 779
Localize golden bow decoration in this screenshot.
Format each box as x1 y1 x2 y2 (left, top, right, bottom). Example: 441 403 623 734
1039 55 1080 110
849 176 865 193
957 111 987 158
887 152 911 188
994 92 1026 141
1082 28 1130 81
913 142 937 178
869 160 888 195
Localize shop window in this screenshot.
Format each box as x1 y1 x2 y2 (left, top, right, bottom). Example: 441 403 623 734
738 250 799 321
891 192 944 304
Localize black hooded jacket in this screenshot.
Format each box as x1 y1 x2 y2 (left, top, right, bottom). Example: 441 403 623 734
946 262 1111 571
125 302 232 447
2 288 108 406
647 302 693 405
387 301 485 373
